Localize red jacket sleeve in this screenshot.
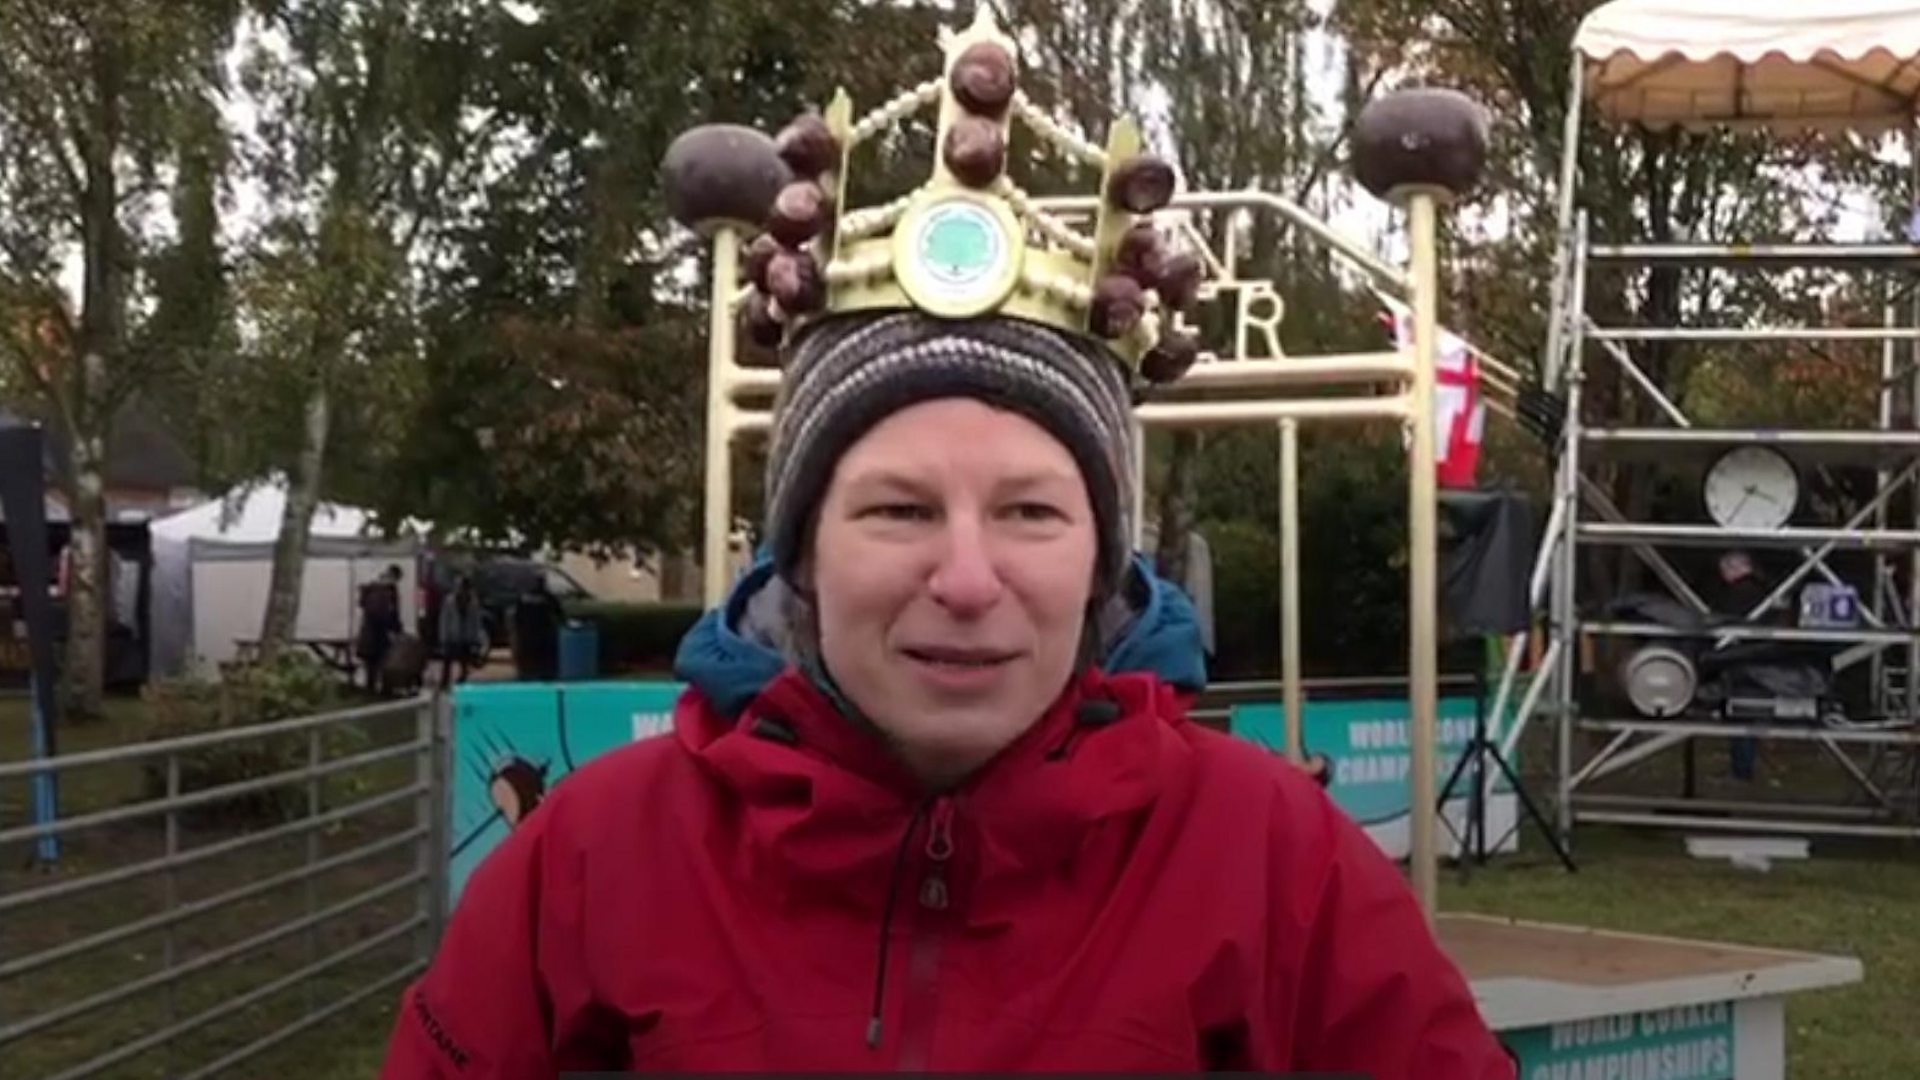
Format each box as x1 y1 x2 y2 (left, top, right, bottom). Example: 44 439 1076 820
1285 788 1517 1080
378 801 617 1078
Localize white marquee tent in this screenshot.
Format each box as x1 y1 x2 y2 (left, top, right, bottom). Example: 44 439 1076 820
149 477 424 678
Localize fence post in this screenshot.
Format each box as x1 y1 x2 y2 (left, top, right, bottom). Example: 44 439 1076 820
427 692 453 948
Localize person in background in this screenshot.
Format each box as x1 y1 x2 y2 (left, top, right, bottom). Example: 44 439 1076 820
356 565 404 695
437 574 488 689
1713 549 1780 781
509 573 562 682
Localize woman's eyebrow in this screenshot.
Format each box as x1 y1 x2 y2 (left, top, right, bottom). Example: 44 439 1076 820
839 469 937 498
996 470 1080 495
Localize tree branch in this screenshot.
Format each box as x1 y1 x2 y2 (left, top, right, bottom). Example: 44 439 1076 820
0 72 87 209
397 107 508 256
1291 66 1389 204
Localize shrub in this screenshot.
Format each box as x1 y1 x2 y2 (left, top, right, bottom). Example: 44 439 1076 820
561 600 704 675
139 651 364 826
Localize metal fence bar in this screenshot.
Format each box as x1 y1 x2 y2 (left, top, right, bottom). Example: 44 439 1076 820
0 784 423 914
0 872 422 1045
1577 719 1918 743
1195 674 1480 701
0 826 426 980
0 736 426 845
1577 522 1920 549
1588 327 1920 343
171 959 424 1080
163 755 182 1079
1581 621 1920 646
428 696 452 945
413 698 433 964
1573 792 1898 820
1584 427 1920 447
1587 243 1920 264
1576 809 1920 839
0 696 431 779
40 917 425 1080
305 728 322 1017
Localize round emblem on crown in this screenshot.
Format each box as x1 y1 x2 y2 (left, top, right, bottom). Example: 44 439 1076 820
893 189 1023 318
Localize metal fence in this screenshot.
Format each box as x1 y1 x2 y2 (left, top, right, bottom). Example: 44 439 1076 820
0 694 449 1080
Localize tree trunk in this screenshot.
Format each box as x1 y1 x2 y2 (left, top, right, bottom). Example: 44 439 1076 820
64 18 127 718
1154 431 1201 583
64 422 109 717
660 550 696 602
258 381 331 661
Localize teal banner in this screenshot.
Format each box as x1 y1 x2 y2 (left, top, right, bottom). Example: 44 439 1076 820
1230 695 1507 827
448 680 684 905
1504 1002 1736 1080
453 687 1515 898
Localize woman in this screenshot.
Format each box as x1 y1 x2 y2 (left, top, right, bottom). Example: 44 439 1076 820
377 310 1513 1076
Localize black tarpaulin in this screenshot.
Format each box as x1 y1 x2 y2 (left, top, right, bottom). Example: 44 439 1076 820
1438 487 1537 639
0 423 61 742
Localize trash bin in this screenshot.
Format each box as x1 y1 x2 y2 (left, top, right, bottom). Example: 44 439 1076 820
558 619 600 681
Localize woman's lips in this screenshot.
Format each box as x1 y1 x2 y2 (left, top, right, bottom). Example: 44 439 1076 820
900 645 1019 691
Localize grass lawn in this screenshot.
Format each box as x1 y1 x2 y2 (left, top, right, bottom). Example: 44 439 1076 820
6 693 1917 1079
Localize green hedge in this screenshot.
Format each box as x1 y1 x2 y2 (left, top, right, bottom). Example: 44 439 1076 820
562 600 704 675
139 651 364 825
1203 519 1281 680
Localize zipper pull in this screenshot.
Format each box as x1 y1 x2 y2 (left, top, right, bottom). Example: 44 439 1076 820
920 798 955 911
925 798 955 862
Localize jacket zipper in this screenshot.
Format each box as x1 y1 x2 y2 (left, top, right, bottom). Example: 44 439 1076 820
894 796 954 1071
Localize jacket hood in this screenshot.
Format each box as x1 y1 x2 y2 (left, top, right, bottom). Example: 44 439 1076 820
672 549 1208 719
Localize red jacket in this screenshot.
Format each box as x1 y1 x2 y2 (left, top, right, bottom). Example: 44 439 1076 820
380 657 1513 1076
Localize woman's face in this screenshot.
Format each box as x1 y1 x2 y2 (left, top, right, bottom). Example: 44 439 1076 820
806 398 1099 787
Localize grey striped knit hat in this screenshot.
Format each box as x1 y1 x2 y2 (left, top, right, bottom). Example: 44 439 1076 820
764 311 1140 594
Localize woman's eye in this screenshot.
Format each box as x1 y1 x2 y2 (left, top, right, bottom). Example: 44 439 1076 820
866 503 935 521
1008 502 1063 522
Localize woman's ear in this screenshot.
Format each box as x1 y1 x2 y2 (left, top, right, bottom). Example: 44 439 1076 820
790 551 817 601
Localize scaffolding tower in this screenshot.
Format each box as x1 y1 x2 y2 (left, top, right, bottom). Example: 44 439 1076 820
1493 1 1920 842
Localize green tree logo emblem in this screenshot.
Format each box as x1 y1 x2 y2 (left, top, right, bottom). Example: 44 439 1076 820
918 203 1001 288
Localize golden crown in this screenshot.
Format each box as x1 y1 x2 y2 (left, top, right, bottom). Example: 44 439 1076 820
664 6 1205 384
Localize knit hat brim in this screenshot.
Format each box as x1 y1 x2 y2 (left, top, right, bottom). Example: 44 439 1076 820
764 312 1138 594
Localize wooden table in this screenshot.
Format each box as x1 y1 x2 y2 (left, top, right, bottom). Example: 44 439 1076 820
1443 913 1864 1080
231 637 360 675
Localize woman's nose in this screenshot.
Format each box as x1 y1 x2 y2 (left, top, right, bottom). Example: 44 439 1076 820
926 517 1003 615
